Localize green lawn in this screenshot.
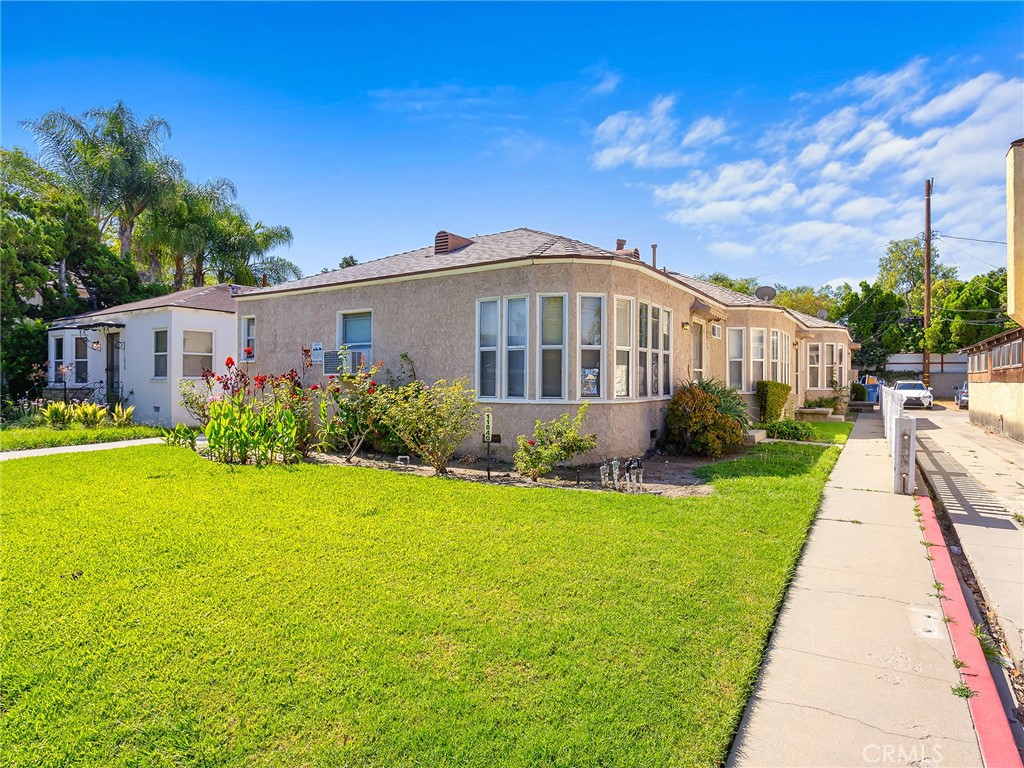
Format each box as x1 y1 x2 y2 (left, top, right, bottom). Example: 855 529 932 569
1 443 839 767
0 424 163 451
807 420 855 444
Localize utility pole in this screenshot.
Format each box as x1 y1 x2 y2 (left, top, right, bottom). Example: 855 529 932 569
923 179 933 387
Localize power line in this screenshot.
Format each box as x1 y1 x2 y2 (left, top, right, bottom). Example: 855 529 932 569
936 236 1003 270
942 234 1007 245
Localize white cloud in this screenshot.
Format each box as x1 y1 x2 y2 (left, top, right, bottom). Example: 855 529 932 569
591 96 729 170
595 58 1023 283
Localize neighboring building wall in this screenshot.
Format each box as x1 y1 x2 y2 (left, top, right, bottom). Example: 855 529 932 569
1008 139 1024 325
968 382 1024 443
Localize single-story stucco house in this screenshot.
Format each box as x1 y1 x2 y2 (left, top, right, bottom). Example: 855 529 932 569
234 228 856 459
48 284 253 427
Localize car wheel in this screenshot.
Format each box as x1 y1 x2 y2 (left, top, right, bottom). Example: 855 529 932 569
926 404 933 410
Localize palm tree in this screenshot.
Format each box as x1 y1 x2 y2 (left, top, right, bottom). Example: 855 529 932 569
210 209 299 286
21 101 182 259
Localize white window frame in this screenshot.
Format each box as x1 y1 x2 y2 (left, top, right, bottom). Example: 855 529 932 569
52 336 64 383
242 316 256 362
336 309 373 374
824 343 837 387
638 301 650 397
476 298 500 400
537 293 568 400
781 331 792 386
613 296 635 399
181 329 214 379
711 323 723 340
692 320 705 381
503 295 529 399
661 308 673 397
649 303 663 397
770 330 780 382
808 343 821 389
577 293 606 399
153 328 168 380
837 343 846 386
750 327 766 389
73 336 89 384
727 327 746 392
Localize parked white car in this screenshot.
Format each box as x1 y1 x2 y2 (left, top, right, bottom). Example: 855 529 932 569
894 380 934 409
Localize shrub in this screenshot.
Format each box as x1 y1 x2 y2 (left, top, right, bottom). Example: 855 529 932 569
513 403 598 481
689 378 751 429
804 395 839 410
41 401 74 429
666 382 743 458
204 391 301 466
162 423 199 451
850 382 868 402
376 379 478 475
110 403 134 427
73 402 108 428
756 419 817 441
316 356 385 461
755 380 791 423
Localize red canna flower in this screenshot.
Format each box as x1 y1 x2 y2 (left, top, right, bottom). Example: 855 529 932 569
225 356 235 368
244 347 253 357
310 384 319 391
215 375 222 382
528 439 536 446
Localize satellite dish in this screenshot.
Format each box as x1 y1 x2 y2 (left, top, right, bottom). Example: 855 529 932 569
816 309 829 320
754 285 777 302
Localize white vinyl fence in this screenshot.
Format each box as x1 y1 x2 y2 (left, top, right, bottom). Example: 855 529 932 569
880 385 916 495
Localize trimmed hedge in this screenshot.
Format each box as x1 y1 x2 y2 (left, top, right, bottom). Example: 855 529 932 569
755 419 817 442
850 382 868 402
755 380 791 423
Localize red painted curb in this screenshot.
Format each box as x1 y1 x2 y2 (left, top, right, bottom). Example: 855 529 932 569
917 495 1023 768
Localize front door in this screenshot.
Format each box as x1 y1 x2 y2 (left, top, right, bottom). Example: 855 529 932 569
106 334 121 401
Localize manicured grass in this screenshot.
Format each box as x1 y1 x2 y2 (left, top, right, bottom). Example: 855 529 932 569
806 420 855 445
0 424 163 451
2 443 839 767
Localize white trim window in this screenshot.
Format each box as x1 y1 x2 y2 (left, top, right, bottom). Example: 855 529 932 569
692 321 705 381
53 336 64 383
638 302 649 396
661 309 672 395
338 310 372 373
770 330 780 382
650 306 661 396
750 328 766 386
578 294 604 398
182 330 213 378
711 323 723 340
74 336 89 383
614 297 633 398
539 294 566 399
780 330 792 385
727 327 746 391
837 343 846 386
824 343 837 387
477 299 499 398
504 296 528 399
242 317 256 361
153 329 168 379
808 343 821 388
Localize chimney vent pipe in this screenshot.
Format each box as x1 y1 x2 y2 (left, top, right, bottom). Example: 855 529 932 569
651 244 658 269
616 238 626 250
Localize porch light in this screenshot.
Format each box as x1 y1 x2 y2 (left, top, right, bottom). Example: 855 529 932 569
680 321 691 331
90 339 102 351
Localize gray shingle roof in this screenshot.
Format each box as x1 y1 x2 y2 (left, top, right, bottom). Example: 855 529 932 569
243 228 622 296
54 284 252 323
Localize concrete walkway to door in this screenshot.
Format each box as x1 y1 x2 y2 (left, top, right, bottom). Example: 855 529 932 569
727 413 982 767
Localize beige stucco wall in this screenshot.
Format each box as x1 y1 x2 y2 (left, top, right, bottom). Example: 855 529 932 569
237 258 854 459
1008 141 1024 325
968 382 1024 443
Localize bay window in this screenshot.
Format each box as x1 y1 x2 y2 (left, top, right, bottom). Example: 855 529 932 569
808 343 821 388
579 295 604 398
824 343 837 387
614 297 633 397
751 328 766 385
770 330 780 381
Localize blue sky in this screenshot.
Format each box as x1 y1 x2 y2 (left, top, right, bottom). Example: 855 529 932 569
3 2 1022 287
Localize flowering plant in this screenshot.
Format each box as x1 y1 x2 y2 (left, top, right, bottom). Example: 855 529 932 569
315 349 385 461
513 403 597 481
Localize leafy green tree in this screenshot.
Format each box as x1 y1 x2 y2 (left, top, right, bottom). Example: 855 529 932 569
877 236 958 316
21 101 182 260
773 285 837 318
832 281 915 370
925 268 1013 353
698 272 757 295
0 319 48 400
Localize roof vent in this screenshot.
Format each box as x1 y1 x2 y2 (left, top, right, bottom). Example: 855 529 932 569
616 238 627 250
434 230 474 255
613 238 640 259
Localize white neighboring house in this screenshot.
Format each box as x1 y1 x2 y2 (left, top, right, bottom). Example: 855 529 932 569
47 284 253 427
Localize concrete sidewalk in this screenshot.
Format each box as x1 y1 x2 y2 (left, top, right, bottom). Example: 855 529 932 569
728 413 982 767
0 437 164 462
913 408 1024 669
